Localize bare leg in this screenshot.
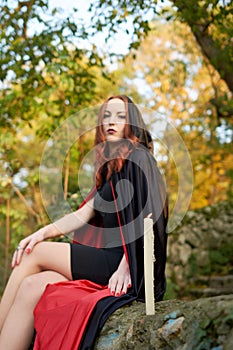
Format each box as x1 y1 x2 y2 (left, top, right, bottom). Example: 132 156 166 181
0 242 72 332
0 270 68 350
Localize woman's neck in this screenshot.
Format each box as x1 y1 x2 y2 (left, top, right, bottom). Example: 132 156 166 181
106 141 122 155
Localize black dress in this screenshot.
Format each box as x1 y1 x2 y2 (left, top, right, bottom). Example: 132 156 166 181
70 178 124 285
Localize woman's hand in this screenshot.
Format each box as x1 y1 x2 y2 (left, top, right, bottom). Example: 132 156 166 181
11 224 55 268
108 255 131 296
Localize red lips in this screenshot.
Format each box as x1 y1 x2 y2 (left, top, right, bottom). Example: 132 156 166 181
107 129 117 134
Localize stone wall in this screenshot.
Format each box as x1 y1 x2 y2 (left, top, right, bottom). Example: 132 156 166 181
166 200 233 298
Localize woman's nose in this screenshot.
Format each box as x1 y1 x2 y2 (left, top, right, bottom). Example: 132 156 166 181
109 115 116 124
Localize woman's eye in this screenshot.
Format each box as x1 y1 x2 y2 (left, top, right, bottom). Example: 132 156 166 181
103 114 110 119
118 115 126 119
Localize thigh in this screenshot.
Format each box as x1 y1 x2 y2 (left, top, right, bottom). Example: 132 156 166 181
23 241 72 280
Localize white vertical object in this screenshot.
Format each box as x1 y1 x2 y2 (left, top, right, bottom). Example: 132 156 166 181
144 216 155 315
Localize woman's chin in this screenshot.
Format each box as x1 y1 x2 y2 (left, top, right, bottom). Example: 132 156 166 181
106 136 122 143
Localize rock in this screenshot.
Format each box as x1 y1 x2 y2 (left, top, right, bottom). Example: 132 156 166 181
196 250 209 267
95 295 233 350
169 241 180 264
186 211 196 219
185 232 199 248
179 243 192 265
173 265 186 287
157 316 185 338
178 234 186 244
189 275 233 298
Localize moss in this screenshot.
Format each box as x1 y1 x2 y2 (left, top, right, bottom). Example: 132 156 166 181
187 253 198 277
187 241 233 278
164 279 180 300
208 241 233 275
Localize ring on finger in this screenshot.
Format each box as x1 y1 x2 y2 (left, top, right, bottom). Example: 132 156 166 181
16 245 22 251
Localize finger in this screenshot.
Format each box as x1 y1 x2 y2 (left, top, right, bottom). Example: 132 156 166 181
15 245 25 266
12 236 31 267
11 250 18 269
115 277 125 296
108 276 118 296
109 281 117 296
15 238 30 254
121 277 131 294
121 278 129 295
24 238 39 254
11 245 23 268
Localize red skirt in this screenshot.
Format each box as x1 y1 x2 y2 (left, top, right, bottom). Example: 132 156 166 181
33 280 111 350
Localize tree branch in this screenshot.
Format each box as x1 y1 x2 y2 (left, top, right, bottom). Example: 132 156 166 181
11 182 41 224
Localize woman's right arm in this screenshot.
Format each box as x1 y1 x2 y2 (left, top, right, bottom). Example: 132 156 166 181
15 198 95 254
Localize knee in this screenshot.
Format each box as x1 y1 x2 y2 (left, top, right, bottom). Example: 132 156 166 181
21 241 47 266
16 276 42 306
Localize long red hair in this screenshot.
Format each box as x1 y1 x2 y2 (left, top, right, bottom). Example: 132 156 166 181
95 95 139 188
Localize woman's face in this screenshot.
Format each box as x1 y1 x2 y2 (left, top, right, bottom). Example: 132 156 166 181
102 98 127 142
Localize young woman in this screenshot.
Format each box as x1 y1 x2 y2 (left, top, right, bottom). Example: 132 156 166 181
0 95 168 350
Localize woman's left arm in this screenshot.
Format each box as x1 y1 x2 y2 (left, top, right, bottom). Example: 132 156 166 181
108 255 131 296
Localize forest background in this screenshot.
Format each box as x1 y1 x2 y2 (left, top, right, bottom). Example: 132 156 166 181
0 0 232 295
